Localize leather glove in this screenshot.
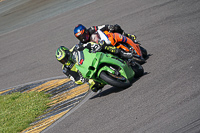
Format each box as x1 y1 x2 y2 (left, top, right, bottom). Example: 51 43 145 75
77 44 85 51
98 39 109 50
98 39 106 46
91 43 102 53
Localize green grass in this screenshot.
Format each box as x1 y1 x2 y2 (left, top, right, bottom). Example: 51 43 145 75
0 92 52 133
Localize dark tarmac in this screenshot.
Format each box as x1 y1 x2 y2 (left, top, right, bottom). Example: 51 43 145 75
0 0 200 133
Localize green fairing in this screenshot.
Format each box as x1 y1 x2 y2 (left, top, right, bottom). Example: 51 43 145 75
75 49 135 85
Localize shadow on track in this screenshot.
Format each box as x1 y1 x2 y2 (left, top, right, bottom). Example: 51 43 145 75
90 72 150 99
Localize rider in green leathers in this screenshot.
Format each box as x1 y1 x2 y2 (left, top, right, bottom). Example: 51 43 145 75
55 42 134 92
55 45 103 92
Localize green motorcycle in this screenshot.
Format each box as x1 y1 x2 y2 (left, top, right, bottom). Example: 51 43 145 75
76 48 144 89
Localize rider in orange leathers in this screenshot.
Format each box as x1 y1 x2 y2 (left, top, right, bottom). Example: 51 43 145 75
91 30 142 57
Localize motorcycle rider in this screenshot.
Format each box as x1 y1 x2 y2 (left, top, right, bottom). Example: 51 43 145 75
55 43 134 92
90 30 143 58
55 45 103 92
74 24 137 43
74 24 136 59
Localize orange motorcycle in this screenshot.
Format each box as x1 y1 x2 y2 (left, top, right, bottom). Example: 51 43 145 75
90 30 147 64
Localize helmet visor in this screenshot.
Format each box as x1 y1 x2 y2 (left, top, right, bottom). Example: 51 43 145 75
59 55 69 64
77 30 90 43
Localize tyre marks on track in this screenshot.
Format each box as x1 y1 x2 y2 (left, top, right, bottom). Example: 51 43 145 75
0 77 90 133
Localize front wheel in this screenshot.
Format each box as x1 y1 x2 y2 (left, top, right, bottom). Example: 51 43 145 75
99 71 131 89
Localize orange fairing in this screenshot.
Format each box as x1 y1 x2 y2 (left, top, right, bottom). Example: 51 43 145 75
125 36 142 56
104 31 142 56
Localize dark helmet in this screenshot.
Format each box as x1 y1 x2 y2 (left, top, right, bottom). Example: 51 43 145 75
55 46 72 64
74 24 90 43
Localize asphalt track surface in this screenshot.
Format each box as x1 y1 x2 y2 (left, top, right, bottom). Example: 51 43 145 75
0 0 200 133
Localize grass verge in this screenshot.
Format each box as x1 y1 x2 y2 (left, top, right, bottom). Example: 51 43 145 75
0 92 52 133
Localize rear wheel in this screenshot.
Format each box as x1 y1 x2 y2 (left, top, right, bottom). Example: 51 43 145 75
131 62 144 78
99 71 131 88
140 46 147 59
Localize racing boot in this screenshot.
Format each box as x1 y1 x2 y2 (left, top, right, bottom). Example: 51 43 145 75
123 32 137 43
89 80 105 92
90 86 100 92
117 49 134 59
103 45 133 59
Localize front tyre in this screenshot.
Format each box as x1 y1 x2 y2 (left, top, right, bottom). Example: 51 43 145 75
99 71 131 89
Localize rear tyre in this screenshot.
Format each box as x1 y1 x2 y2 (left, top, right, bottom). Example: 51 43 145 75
131 62 144 78
99 71 131 89
140 46 147 59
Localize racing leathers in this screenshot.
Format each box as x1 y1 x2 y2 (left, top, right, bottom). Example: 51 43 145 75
88 24 137 43
62 41 133 92
77 24 137 59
